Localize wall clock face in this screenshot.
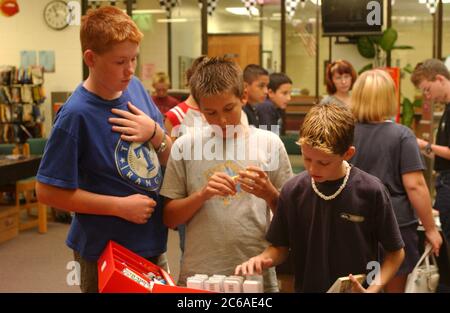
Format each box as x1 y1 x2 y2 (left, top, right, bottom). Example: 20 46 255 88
43 0 70 30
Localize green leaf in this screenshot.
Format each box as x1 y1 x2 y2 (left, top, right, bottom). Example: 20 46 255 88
370 35 383 45
401 98 414 128
413 99 423 107
403 63 414 74
357 36 376 58
358 63 373 75
380 28 398 52
402 98 412 107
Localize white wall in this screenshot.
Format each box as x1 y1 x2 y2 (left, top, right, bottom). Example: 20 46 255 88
0 0 82 136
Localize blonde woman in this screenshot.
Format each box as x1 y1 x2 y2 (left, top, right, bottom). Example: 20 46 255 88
350 69 442 293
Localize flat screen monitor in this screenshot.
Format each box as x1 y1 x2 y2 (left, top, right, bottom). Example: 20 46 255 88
321 0 383 36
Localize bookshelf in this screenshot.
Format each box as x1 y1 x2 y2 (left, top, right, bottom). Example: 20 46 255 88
0 66 46 144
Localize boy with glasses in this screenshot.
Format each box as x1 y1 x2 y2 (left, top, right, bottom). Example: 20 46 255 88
412 59 450 243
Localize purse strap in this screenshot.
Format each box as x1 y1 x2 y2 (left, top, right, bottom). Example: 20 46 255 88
413 243 438 272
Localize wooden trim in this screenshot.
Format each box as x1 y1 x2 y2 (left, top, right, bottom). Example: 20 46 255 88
259 5 264 66
81 0 88 16
386 0 392 67
126 0 132 16
168 12 172 81
81 0 89 80
281 0 286 73
315 4 319 100
201 0 208 55
437 0 443 60
328 37 332 62
433 11 437 58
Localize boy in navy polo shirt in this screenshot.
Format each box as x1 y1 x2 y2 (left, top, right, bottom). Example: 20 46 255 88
235 103 405 292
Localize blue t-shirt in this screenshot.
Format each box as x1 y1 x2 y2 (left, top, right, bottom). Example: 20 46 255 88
37 76 168 261
256 99 282 134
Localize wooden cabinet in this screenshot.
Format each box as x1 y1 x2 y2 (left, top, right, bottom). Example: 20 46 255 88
284 95 319 133
0 206 19 244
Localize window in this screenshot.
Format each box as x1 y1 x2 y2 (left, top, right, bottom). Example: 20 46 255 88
391 0 433 102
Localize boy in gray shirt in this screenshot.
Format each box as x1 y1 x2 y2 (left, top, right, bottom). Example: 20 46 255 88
160 58 293 292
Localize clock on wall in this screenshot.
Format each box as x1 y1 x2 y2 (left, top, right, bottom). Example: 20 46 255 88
43 0 71 30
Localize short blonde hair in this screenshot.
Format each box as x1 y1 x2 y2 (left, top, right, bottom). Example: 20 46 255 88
190 57 244 105
298 103 355 155
152 72 171 86
80 6 143 54
351 69 396 123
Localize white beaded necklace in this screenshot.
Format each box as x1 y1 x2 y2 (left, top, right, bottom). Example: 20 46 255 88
311 161 351 201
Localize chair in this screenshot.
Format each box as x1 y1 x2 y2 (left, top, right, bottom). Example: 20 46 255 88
280 134 304 174
0 143 15 155
27 137 47 155
0 142 47 234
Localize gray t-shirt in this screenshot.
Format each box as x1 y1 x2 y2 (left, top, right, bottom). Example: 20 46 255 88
350 122 425 227
319 95 347 106
160 126 293 292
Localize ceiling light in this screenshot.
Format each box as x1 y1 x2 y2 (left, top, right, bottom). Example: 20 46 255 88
225 7 259 16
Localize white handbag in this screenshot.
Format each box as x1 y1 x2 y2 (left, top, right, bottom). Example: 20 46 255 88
405 244 439 293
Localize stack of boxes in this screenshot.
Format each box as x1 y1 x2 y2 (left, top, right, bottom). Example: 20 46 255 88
187 274 264 293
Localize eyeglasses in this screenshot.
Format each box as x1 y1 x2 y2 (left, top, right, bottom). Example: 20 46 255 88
333 74 352 82
419 81 432 96
421 86 431 95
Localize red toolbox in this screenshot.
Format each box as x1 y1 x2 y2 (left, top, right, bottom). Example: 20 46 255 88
97 240 206 293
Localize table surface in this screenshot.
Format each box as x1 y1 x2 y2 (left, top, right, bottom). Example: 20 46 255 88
0 155 41 186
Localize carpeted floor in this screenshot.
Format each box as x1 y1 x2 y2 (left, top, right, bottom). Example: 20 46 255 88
0 223 181 292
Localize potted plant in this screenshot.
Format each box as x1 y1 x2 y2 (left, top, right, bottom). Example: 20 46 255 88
400 64 422 129
356 27 413 72
356 28 419 128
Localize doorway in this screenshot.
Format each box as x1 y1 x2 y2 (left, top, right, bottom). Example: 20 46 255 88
207 34 260 69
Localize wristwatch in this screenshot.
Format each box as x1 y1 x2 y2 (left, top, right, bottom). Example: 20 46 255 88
156 135 167 154
425 142 432 154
